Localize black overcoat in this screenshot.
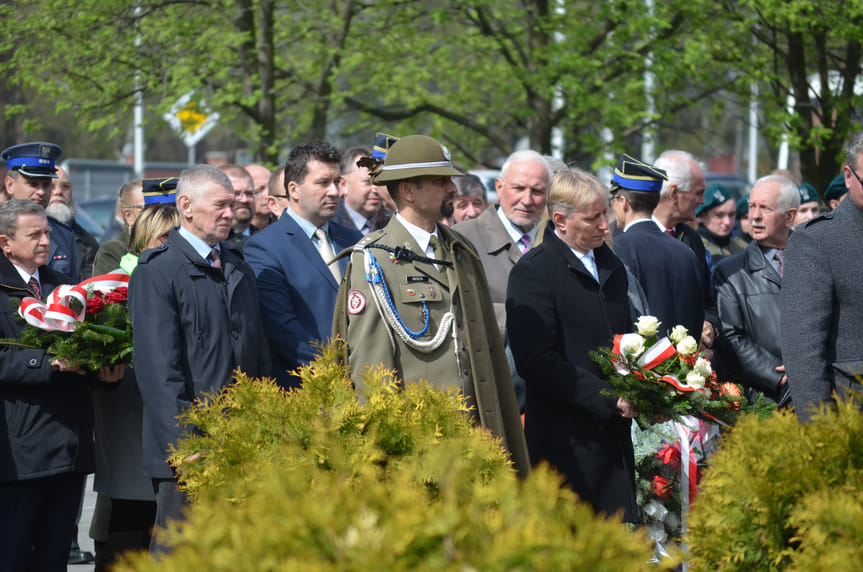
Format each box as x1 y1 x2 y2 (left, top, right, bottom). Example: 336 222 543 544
129 230 270 478
506 224 637 521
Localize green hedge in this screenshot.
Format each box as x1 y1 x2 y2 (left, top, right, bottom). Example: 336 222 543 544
688 393 863 571
118 342 669 571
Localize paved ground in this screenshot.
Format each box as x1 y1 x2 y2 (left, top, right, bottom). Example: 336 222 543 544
68 474 96 572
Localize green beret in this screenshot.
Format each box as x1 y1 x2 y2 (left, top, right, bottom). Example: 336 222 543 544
736 194 749 218
798 183 818 204
823 174 847 203
696 183 733 217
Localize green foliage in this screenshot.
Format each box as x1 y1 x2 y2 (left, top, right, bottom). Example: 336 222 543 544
117 341 670 571
687 392 863 571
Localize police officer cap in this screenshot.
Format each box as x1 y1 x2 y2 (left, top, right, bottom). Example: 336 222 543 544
736 193 749 218
696 183 734 217
142 177 179 205
372 132 399 160
823 173 847 203
610 153 667 192
370 135 463 184
798 183 818 205
1 142 62 178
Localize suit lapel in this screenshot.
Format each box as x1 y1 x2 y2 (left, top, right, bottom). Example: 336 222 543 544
282 216 339 289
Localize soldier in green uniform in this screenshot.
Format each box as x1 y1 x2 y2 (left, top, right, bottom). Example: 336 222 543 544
332 135 529 476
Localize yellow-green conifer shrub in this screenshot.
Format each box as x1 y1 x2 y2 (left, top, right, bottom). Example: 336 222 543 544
117 342 670 571
687 393 863 571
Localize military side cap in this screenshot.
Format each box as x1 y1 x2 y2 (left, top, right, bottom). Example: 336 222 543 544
142 177 179 205
823 173 847 203
370 135 463 184
610 153 667 192
372 132 400 160
1 142 62 178
696 183 733 217
798 183 818 204
736 193 749 218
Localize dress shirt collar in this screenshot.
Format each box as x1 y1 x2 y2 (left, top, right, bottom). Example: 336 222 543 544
496 205 536 245
285 206 328 240
554 229 595 263
178 225 219 261
623 217 654 232
651 214 669 232
395 212 438 256
12 264 39 288
344 204 370 233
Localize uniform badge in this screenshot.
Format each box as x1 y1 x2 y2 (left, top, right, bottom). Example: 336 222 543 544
347 290 367 314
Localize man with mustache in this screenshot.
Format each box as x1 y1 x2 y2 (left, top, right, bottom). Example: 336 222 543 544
48 166 100 280
333 134 529 477
245 142 361 388
714 175 798 407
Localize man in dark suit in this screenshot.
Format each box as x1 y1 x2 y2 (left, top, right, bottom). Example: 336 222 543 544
610 153 704 337
506 168 638 522
783 131 863 421
715 175 798 407
129 165 270 552
245 142 362 388
0 200 121 569
47 166 100 280
334 146 387 235
653 150 718 347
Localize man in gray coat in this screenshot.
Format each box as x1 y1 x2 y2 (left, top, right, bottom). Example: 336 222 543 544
782 130 863 421
453 151 550 410
129 165 270 552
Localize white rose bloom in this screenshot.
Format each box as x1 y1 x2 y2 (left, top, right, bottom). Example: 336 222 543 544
619 333 646 360
676 335 698 355
669 325 688 345
686 371 706 389
635 315 661 337
694 357 712 377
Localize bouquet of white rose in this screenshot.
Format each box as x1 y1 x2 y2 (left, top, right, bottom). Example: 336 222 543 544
590 315 745 429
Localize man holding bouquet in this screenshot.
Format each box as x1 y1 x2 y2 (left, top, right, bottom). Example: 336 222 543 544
0 199 121 570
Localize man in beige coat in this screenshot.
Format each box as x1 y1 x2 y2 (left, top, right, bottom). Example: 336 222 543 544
333 135 529 477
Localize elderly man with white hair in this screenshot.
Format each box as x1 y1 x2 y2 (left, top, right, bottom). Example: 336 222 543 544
652 150 718 348
713 175 798 407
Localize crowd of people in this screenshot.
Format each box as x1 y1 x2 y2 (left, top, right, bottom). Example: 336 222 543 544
1 129 861 569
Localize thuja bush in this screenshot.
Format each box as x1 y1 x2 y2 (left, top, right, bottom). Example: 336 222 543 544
687 392 863 571
118 342 668 571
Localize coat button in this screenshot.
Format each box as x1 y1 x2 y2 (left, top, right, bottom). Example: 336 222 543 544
231 329 239 339
29 358 38 367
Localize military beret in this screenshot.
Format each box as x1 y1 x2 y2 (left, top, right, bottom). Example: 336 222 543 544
142 177 179 205
610 153 667 192
696 183 734 217
736 193 750 218
1 142 62 178
370 135 463 184
798 183 818 204
823 173 847 203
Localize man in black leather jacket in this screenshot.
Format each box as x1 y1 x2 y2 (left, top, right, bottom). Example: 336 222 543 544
713 175 798 406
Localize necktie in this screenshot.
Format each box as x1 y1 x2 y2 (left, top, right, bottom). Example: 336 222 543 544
28 276 42 299
582 253 599 282
428 235 448 286
518 233 531 254
315 228 342 283
665 227 676 238
208 248 222 271
774 249 784 278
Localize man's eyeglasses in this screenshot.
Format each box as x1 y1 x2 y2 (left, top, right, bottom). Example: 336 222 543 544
234 190 256 199
269 194 289 200
608 193 622 208
849 168 863 189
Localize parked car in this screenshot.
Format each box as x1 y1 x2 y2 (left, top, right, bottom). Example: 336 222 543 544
468 169 500 204
77 197 118 242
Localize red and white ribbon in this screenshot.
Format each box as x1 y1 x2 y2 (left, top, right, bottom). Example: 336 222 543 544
18 273 129 332
612 335 676 374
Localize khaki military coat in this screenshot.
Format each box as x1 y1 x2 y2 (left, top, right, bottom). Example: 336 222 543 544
333 217 530 477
